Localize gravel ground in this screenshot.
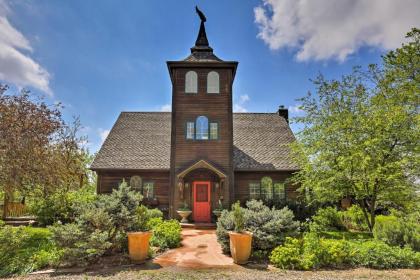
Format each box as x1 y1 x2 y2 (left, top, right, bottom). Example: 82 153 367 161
7 267 420 280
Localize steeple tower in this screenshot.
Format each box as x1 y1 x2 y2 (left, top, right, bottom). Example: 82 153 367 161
166 7 238 218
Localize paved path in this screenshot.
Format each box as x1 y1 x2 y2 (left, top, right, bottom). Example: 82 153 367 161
153 229 237 268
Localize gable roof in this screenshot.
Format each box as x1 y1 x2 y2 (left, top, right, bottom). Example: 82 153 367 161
233 113 298 171
91 112 171 170
90 112 298 171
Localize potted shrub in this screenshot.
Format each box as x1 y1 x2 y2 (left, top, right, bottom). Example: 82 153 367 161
228 202 252 264
176 201 192 223
127 206 153 263
213 199 224 218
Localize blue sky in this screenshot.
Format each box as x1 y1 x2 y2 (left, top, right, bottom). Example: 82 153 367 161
0 0 419 152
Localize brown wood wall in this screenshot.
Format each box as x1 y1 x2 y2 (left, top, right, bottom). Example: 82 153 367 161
234 171 298 204
169 64 236 216
97 170 170 208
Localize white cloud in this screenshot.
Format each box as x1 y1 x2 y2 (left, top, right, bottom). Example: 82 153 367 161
254 0 420 62
0 0 51 94
99 129 110 143
288 104 303 114
239 94 250 103
160 104 171 112
234 94 250 112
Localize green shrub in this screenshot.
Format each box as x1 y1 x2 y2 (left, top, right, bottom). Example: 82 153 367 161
149 218 181 249
373 214 420 251
50 181 142 266
270 233 420 270
341 205 369 231
216 209 234 254
131 205 163 232
216 200 300 254
29 185 96 226
0 219 4 227
309 207 346 232
319 231 372 240
0 226 61 277
351 240 420 269
232 201 245 232
269 237 302 269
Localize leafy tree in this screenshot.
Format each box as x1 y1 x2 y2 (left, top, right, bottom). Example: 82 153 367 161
0 86 89 217
292 28 419 231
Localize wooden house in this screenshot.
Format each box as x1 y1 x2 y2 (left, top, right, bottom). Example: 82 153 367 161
91 11 299 222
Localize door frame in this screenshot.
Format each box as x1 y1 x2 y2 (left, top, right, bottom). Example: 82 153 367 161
193 181 211 222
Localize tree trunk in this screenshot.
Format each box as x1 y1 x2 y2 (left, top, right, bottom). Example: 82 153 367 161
359 199 373 232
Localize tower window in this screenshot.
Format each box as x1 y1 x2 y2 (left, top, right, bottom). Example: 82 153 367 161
185 71 198 93
186 122 195 139
209 122 218 139
196 116 209 140
207 71 219 94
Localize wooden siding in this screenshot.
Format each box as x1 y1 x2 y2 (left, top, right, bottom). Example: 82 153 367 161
97 170 170 209
234 171 299 204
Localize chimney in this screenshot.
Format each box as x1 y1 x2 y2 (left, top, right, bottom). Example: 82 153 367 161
278 105 289 123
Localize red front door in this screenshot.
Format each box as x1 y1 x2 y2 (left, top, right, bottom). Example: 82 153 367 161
193 181 211 222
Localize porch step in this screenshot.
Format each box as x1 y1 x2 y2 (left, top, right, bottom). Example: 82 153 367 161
181 223 216 229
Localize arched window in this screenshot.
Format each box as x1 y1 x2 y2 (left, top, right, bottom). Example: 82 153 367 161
207 71 219 93
196 116 209 140
185 71 198 93
261 176 273 200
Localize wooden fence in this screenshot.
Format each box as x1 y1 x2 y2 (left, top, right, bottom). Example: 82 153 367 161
2 202 29 218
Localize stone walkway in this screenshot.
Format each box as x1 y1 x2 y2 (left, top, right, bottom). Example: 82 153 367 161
153 229 237 268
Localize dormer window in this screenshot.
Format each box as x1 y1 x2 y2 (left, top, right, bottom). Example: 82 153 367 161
185 71 198 93
207 71 219 93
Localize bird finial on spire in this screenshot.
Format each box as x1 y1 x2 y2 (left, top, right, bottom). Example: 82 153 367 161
195 6 207 22
194 6 209 47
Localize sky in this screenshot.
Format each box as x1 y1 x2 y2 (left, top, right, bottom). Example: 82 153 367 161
0 0 419 152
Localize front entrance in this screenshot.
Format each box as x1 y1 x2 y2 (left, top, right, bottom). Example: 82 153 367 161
193 181 211 222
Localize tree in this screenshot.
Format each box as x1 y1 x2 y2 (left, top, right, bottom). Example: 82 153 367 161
292 28 420 231
0 86 89 217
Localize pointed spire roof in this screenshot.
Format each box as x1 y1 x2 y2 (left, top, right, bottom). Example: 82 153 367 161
184 6 222 62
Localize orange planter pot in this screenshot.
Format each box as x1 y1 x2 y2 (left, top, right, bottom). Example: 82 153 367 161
127 231 152 263
229 231 252 264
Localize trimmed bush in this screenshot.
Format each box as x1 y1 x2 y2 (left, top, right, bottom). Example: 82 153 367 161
131 205 163 232
216 200 300 255
351 240 420 269
149 218 182 250
309 207 346 232
270 233 420 270
0 226 61 277
269 237 302 269
373 214 420 251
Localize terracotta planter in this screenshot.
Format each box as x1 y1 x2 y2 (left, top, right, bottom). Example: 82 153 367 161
177 210 192 223
127 231 152 263
229 231 252 264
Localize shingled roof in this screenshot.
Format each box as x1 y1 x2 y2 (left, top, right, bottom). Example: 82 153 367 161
90 112 298 171
233 113 298 170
